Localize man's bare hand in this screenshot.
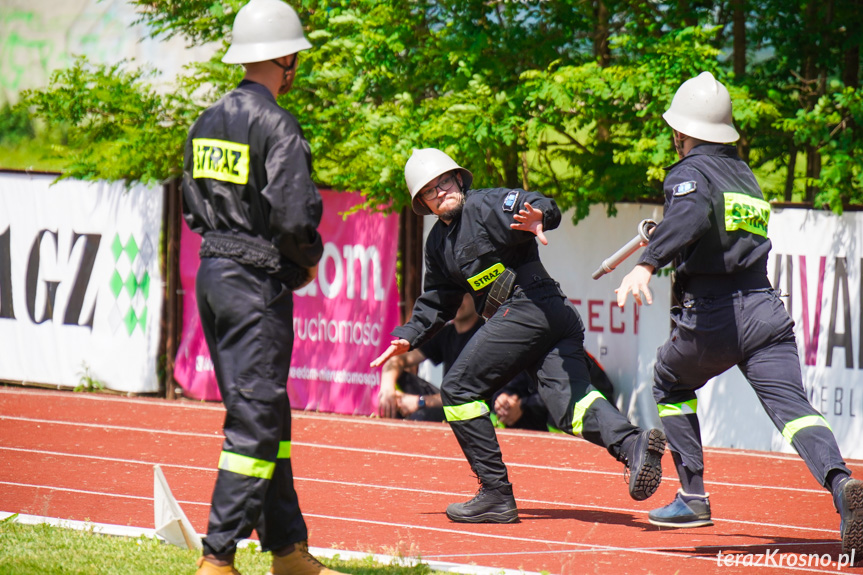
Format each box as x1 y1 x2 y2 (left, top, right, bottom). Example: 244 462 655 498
615 264 655 308
370 339 410 368
377 385 400 418
510 202 548 245
397 393 420 417
494 392 523 427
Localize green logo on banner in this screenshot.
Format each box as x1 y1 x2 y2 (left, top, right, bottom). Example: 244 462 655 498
108 233 152 335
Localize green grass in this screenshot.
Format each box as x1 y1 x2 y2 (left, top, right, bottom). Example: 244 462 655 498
0 517 452 575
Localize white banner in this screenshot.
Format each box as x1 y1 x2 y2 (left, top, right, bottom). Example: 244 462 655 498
544 203 861 460
701 208 863 459
540 203 669 431
0 172 163 393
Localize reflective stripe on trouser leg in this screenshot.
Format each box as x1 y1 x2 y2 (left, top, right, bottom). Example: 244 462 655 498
657 400 704 473
657 399 697 417
735 303 851 488
217 441 291 478
442 398 508 486
448 415 510 488
577 394 641 458
440 282 607 488
781 415 831 443
779 415 849 486
571 391 604 434
196 259 307 556
218 451 274 479
525 301 639 456
444 401 490 422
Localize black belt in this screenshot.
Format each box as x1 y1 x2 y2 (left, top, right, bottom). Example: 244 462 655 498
681 271 772 299
200 231 309 289
481 261 551 320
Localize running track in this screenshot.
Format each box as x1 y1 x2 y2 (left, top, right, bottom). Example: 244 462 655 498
1 387 861 574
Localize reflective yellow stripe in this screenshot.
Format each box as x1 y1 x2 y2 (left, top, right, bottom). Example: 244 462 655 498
277 441 291 459
724 192 770 237
571 391 605 434
782 415 832 443
657 399 698 417
192 138 250 184
218 451 275 479
467 263 505 291
547 425 564 434
444 401 490 422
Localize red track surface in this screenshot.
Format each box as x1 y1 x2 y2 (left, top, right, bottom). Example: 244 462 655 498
1 387 861 574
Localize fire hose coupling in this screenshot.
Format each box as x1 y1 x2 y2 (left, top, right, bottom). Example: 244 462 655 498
591 219 658 280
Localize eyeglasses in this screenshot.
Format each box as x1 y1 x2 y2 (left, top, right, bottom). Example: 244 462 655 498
420 174 458 201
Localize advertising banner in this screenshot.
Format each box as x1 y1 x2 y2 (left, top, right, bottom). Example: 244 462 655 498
0 172 164 393
545 204 862 459
174 190 400 415
536 203 670 431
700 208 863 459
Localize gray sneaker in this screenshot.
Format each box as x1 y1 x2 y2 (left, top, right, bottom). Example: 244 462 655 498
648 489 713 528
446 484 518 524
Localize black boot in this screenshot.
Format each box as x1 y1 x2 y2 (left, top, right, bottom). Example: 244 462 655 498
619 428 666 501
446 484 518 524
835 478 863 562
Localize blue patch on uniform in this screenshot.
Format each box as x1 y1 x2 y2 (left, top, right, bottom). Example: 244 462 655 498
502 190 519 212
673 181 697 196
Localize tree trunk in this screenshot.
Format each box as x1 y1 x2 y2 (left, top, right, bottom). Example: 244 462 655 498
503 146 520 189
593 0 611 166
842 0 861 87
730 0 749 161
799 0 826 202
594 0 610 68
398 208 423 325
731 0 746 78
784 142 797 202
678 0 697 27
805 145 821 203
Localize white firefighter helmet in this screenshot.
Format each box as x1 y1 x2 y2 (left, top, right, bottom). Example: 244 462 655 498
404 148 473 216
662 71 739 143
222 0 312 65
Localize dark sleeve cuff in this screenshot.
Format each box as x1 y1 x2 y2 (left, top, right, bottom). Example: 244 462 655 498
391 325 422 349
637 253 662 271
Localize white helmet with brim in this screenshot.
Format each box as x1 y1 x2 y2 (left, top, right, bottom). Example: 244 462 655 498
404 148 473 216
663 71 739 143
222 0 312 65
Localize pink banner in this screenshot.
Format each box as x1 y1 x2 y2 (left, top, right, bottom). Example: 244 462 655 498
174 190 400 415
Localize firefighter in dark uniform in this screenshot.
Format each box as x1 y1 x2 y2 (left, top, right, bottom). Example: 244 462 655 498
371 148 667 523
182 1 346 574
615 71 861 559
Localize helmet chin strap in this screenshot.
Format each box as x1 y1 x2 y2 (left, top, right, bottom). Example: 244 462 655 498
271 56 297 94
673 131 687 159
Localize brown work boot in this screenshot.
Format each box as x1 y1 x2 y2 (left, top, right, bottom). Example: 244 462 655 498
196 556 241 575
270 541 349 575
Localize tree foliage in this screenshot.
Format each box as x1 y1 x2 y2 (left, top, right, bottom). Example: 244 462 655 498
16 0 863 219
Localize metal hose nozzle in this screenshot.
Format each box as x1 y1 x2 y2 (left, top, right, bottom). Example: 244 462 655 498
591 219 657 280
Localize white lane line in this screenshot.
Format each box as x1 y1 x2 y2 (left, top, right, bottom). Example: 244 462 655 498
0 470 836 536
2 511 847 575
296 514 847 575
0 512 538 575
0 424 834 496
2 390 860 465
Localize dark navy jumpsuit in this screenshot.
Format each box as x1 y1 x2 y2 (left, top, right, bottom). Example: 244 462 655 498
392 187 640 489
182 80 323 558
638 143 850 487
